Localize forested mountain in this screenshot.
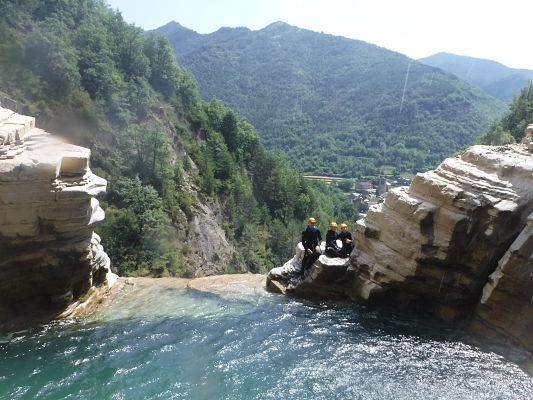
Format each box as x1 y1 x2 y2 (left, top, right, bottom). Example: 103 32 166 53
0 0 357 276
156 21 505 178
478 83 533 145
419 52 533 102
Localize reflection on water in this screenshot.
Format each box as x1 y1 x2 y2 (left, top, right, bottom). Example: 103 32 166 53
0 279 531 400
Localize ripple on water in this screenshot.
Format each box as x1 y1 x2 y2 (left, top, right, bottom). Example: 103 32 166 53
0 285 531 400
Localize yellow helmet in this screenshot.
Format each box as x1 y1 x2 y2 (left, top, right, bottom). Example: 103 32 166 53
340 223 348 228
307 217 316 223
329 222 338 228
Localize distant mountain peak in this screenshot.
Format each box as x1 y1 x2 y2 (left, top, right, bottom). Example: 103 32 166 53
419 52 533 101
264 21 289 28
152 20 198 37
261 21 297 32
159 21 189 31
163 20 182 28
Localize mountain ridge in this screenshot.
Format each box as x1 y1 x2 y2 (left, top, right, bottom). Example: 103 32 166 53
155 21 505 178
419 52 533 101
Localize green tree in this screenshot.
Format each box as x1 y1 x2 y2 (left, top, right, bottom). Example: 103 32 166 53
128 122 171 188
337 179 354 192
110 177 168 234
221 111 238 152
500 83 533 141
99 177 180 276
477 123 515 145
144 34 180 100
478 83 533 144
25 21 80 98
206 130 233 182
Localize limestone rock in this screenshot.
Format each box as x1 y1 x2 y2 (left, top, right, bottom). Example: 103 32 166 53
267 242 349 298
0 106 115 325
266 142 532 351
186 273 266 297
187 198 238 277
267 242 305 290
472 213 533 349
348 142 532 349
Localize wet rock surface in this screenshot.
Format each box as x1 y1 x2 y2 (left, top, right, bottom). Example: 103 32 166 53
96 274 268 315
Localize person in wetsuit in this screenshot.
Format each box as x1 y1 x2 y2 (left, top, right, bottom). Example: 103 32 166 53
338 223 354 258
301 217 322 276
325 222 342 258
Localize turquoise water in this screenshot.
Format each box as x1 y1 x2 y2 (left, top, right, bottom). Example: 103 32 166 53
1 281 532 400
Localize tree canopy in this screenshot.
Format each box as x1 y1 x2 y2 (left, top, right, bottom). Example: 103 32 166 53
478 83 533 145
158 21 505 179
0 0 358 276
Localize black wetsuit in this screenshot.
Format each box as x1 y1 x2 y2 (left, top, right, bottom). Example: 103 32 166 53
301 226 322 274
338 230 354 258
325 229 341 257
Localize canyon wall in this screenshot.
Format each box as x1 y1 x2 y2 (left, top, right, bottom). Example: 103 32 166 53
348 142 532 347
0 106 115 324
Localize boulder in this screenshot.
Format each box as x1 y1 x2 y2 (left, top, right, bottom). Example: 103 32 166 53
267 242 349 299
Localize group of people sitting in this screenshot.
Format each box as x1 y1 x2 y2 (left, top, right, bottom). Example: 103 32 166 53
300 217 354 276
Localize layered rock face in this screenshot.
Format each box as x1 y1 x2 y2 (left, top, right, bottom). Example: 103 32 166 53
348 143 532 346
267 142 532 351
0 106 115 322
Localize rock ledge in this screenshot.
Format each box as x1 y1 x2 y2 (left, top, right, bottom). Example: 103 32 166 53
0 106 115 326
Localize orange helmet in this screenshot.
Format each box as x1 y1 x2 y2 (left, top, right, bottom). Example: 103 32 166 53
329 222 338 228
307 217 316 223
340 223 348 229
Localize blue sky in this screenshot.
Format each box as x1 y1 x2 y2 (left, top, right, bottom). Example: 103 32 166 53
105 0 533 70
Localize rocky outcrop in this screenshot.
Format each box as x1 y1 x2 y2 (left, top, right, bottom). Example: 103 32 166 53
164 140 244 277
267 242 349 298
0 106 115 325
348 144 532 323
185 198 239 277
472 213 533 350
269 141 532 351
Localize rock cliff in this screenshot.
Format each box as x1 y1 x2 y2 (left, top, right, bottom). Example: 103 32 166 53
348 143 532 324
472 212 533 350
269 141 533 351
0 106 115 325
